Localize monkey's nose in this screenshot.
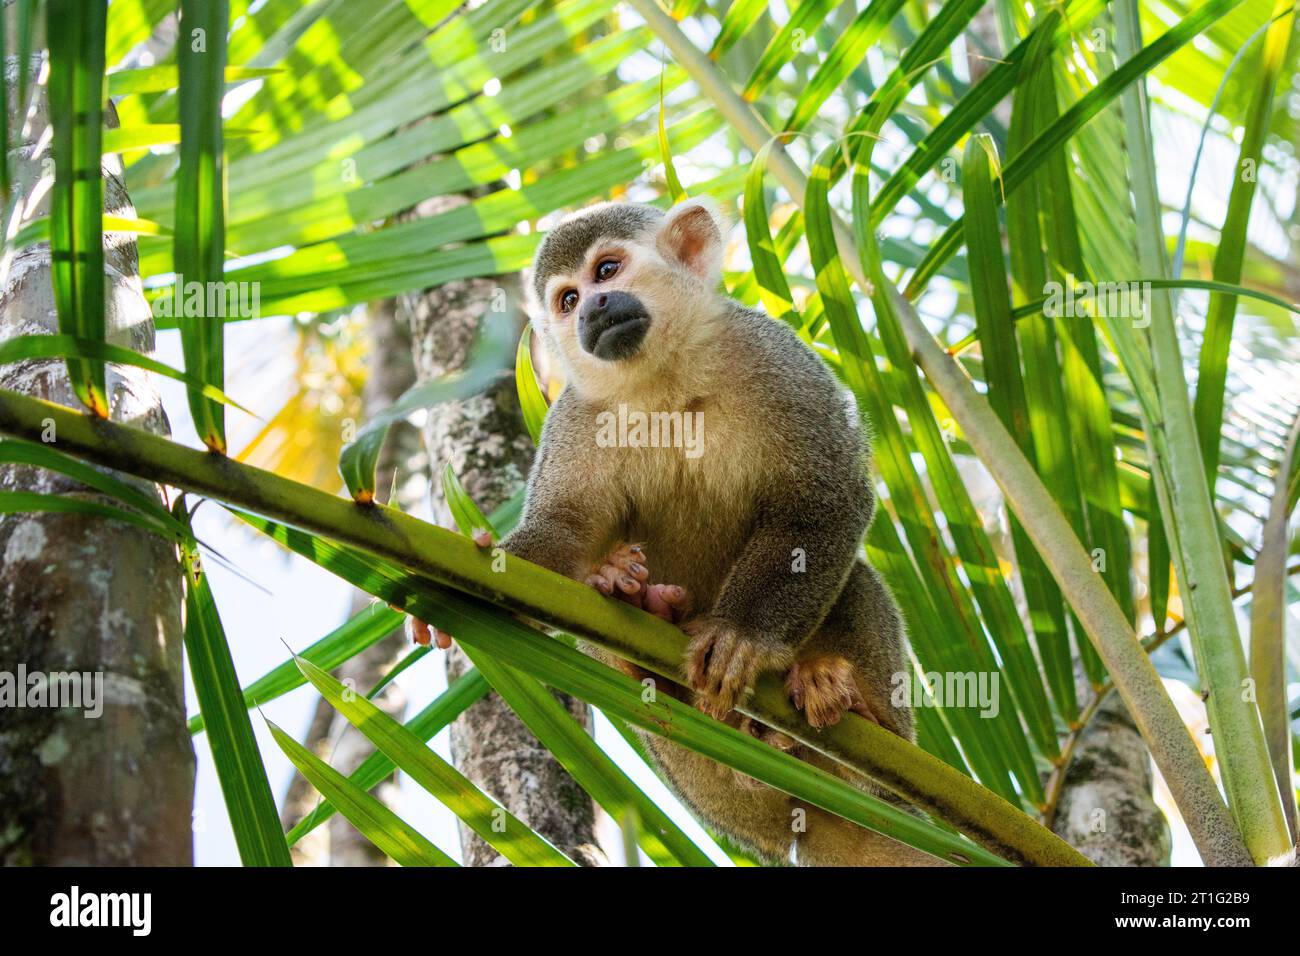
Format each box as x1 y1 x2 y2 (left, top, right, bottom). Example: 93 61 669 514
579 290 650 360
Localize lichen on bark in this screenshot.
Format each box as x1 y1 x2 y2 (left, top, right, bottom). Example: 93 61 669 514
1051 690 1172 866
0 62 191 865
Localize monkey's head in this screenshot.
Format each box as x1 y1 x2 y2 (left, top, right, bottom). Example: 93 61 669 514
529 198 727 400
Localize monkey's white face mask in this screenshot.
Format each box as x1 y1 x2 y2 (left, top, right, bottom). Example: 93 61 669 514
531 199 728 404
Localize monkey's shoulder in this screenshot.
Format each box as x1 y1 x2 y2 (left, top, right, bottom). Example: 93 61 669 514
721 305 869 462
724 307 842 397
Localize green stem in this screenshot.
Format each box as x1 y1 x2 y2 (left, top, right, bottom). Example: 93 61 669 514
625 0 1251 867
1250 411 1300 844
0 386 1087 867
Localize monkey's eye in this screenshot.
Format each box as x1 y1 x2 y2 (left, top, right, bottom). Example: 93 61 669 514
559 289 579 314
594 258 620 282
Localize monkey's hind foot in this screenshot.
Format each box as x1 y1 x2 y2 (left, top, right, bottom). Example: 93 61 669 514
738 715 798 751
786 656 879 729
728 716 798 790
684 618 791 720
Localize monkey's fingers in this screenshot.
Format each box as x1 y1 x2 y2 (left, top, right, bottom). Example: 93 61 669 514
588 543 647 598
601 563 642 596
643 583 693 622
405 616 456 650
584 572 643 607
683 626 714 690
608 542 649 581
406 617 433 647
584 572 615 596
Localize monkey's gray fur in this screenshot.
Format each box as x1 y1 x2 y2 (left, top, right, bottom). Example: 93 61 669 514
503 198 937 866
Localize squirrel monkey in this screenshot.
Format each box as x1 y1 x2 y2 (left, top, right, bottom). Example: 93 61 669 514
414 199 936 866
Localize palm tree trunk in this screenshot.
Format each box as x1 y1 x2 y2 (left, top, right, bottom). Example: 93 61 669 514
1051 671 1171 865
0 53 191 864
404 196 601 866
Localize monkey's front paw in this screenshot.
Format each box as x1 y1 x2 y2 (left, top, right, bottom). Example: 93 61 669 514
785 656 878 729
585 544 694 622
683 618 779 719
585 541 650 599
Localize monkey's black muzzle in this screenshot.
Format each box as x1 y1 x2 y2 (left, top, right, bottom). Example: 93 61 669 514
579 291 650 360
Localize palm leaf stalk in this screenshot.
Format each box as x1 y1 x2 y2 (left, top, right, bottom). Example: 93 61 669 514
1250 411 1300 843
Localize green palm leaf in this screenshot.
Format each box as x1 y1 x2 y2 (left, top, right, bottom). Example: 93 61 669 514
174 0 231 451
181 533 292 867
285 669 491 846
46 0 109 416
187 602 404 734
268 718 458 867
294 654 577 866
1191 1 1296 494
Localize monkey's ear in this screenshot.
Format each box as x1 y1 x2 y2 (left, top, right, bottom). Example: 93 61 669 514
656 197 725 282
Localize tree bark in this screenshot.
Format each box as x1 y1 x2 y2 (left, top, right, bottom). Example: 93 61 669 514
1051 672 1171 866
403 195 602 866
279 299 423 866
0 57 191 864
